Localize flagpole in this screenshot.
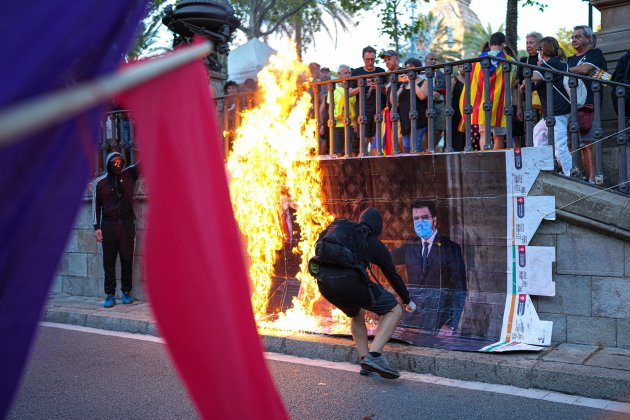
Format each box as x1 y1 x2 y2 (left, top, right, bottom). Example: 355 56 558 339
0 40 213 148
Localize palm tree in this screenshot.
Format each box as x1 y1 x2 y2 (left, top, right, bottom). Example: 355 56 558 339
276 0 353 59
127 0 172 60
462 22 504 57
504 0 547 59
505 0 518 56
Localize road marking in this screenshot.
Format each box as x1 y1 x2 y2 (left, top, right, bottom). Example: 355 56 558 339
39 324 630 414
264 352 630 414
40 322 165 343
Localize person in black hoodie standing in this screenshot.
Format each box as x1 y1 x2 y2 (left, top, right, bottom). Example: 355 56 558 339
313 208 414 379
92 152 139 308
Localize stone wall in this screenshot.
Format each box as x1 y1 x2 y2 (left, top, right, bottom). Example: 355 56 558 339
52 196 148 301
54 174 630 350
530 220 630 349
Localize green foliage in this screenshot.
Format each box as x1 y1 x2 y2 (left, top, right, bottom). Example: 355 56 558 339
522 0 547 12
274 0 354 57
127 0 173 59
377 0 429 52
462 23 504 57
232 0 370 56
556 27 576 58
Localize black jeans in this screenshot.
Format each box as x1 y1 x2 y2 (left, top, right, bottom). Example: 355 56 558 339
101 220 136 295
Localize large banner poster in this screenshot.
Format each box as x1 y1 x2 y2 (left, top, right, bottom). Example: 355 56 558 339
269 147 556 352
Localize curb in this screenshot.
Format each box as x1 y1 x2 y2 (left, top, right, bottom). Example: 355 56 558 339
44 297 630 402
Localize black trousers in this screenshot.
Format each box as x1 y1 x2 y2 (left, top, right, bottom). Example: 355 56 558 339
101 220 136 295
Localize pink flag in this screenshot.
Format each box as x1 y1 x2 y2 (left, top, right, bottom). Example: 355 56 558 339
116 44 288 419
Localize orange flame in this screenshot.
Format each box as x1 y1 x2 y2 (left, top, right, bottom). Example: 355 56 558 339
226 43 336 333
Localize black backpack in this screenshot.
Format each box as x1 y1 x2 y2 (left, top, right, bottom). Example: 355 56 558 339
611 50 630 117
308 218 371 278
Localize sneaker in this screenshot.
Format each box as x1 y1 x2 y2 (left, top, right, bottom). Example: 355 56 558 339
360 354 400 379
121 292 134 304
359 356 372 376
103 295 116 308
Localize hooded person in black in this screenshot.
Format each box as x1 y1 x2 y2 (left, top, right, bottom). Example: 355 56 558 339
92 152 140 308
315 208 413 379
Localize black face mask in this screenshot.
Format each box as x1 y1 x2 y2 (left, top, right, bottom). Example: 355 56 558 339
109 160 123 174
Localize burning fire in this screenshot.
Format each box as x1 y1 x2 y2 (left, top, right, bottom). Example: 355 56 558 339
226 42 336 333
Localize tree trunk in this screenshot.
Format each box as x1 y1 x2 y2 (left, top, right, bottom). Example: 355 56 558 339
295 20 303 60
505 0 518 55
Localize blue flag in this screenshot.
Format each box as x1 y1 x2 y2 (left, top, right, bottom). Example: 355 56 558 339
0 1 148 416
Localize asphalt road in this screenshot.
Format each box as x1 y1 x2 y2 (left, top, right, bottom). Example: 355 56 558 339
8 325 626 419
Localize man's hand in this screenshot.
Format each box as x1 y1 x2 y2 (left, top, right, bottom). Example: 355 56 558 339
95 229 103 242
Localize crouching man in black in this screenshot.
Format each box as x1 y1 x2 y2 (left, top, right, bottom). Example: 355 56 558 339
313 208 413 379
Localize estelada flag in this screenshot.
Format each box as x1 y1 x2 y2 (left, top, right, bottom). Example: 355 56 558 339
459 51 514 130
116 40 289 420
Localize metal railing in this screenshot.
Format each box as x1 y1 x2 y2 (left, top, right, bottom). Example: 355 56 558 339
305 56 629 194
99 57 629 196
214 91 259 156
97 109 137 173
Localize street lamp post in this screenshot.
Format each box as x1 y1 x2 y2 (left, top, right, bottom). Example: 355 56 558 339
162 0 240 93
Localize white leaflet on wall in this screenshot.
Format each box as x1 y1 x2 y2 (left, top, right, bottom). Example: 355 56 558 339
512 293 552 346
512 246 556 296
493 147 555 352
505 146 554 196
512 196 556 246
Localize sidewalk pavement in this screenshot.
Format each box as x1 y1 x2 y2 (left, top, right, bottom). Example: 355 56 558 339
45 294 630 403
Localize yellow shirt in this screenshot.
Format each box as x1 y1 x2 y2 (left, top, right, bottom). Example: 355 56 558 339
333 85 356 128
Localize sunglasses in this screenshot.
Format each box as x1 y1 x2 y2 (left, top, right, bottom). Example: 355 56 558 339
111 160 123 167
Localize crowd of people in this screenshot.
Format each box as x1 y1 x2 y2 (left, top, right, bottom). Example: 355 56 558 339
301 25 609 183
216 24 618 182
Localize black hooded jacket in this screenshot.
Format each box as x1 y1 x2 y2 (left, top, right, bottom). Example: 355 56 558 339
92 152 139 229
357 208 410 304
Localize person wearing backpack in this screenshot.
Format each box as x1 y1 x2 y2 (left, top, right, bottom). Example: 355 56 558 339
309 208 413 379
530 36 573 176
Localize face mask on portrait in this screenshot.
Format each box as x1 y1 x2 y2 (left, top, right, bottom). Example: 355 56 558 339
414 219 434 239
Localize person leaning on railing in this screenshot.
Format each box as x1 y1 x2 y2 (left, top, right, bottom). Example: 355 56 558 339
567 25 608 183
332 64 357 156
393 58 430 153
528 36 573 176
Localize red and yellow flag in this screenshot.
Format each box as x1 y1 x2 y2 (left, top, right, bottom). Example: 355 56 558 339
459 52 514 130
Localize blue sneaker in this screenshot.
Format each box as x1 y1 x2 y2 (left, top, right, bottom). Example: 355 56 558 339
121 292 134 305
103 295 116 308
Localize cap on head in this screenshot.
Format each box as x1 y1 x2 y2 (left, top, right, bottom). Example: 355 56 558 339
359 207 383 237
381 49 399 58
